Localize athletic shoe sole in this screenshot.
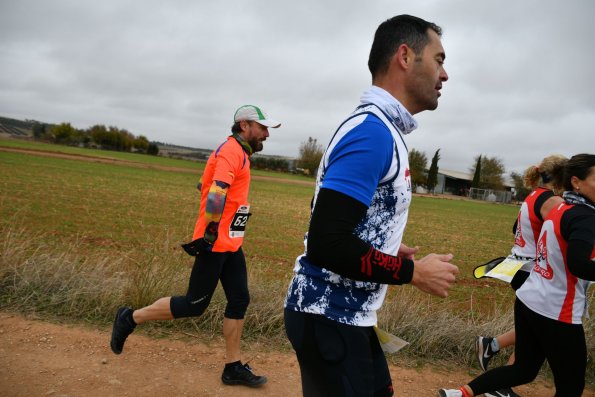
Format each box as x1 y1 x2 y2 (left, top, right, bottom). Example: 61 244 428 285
221 376 267 387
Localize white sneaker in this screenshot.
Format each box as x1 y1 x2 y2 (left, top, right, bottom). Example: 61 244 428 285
438 389 463 397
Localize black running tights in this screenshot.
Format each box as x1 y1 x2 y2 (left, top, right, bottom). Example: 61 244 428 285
170 248 249 320
469 299 586 397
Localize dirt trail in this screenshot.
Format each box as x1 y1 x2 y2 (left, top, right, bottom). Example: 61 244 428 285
0 312 577 397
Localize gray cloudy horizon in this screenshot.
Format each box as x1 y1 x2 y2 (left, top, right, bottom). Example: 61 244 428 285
1 0 593 175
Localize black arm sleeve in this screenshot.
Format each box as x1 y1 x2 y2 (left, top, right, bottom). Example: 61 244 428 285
567 239 595 280
563 208 595 280
306 187 414 284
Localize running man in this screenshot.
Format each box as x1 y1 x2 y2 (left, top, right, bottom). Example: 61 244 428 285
110 105 280 387
284 15 458 396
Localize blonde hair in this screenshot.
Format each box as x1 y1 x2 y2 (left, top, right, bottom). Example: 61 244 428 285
522 154 567 192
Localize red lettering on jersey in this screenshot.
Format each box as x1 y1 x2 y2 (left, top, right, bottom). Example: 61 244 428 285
514 213 526 248
534 230 554 279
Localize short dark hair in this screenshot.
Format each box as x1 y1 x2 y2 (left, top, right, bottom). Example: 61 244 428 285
231 120 255 134
231 121 242 134
368 14 442 79
561 153 595 191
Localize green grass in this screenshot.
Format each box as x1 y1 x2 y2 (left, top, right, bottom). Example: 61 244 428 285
0 151 196 249
1 144 593 384
0 136 316 183
0 136 202 170
0 145 532 313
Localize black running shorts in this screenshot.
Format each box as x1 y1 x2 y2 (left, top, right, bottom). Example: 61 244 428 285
284 309 393 397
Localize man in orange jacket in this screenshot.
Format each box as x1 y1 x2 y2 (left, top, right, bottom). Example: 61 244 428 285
110 105 280 387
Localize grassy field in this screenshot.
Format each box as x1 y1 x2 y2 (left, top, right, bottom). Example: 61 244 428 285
1 137 593 381
0 137 316 181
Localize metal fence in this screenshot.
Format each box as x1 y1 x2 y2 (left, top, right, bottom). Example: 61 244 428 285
468 187 512 204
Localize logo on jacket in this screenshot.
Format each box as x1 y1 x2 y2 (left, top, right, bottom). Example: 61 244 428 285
533 230 553 279
514 213 526 248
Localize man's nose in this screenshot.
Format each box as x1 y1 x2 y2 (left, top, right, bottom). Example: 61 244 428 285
440 67 448 82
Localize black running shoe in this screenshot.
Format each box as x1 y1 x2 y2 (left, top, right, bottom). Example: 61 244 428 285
476 335 498 371
485 387 522 397
110 307 136 354
221 363 267 387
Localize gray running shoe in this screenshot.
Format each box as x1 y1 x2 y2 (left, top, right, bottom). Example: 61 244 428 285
476 335 499 371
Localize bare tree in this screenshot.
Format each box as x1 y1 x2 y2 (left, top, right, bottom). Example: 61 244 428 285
297 137 324 176
510 171 530 201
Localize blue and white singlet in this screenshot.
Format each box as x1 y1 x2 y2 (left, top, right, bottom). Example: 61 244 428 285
284 86 416 327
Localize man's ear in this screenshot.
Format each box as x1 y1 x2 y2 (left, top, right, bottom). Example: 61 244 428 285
393 43 413 70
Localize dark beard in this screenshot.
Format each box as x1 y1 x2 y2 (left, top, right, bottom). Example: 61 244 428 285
248 138 263 153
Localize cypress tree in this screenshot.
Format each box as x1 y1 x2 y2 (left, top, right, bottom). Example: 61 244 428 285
427 149 440 193
472 155 482 188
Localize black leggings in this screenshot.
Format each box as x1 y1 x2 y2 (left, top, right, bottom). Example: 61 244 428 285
284 310 393 397
170 248 249 320
469 299 586 397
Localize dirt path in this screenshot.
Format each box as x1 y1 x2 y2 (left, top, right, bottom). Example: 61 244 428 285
1 312 581 397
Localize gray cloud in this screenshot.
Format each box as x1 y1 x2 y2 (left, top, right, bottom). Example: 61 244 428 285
1 0 593 175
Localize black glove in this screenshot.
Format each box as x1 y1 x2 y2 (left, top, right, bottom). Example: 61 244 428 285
181 238 213 256
204 221 219 245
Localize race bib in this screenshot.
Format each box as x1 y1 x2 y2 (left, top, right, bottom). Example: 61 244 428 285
485 257 529 283
229 204 251 238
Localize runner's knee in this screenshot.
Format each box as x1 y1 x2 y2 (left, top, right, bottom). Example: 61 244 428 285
224 293 249 319
170 295 210 318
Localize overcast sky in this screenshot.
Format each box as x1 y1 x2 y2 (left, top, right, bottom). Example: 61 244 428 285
1 0 593 175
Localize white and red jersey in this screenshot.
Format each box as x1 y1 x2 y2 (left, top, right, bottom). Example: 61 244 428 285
512 187 552 259
517 202 595 324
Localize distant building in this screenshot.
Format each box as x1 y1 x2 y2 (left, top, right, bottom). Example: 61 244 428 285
433 169 514 197
434 169 473 196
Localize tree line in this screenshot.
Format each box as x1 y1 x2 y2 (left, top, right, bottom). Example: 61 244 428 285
294 138 520 198
25 121 523 196
31 122 159 155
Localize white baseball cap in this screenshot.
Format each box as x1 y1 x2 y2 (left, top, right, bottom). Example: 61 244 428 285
233 105 281 128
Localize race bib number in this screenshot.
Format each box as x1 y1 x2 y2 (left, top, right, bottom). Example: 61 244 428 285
229 205 251 238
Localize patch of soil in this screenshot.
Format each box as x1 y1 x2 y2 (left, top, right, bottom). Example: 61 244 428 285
1 312 578 397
